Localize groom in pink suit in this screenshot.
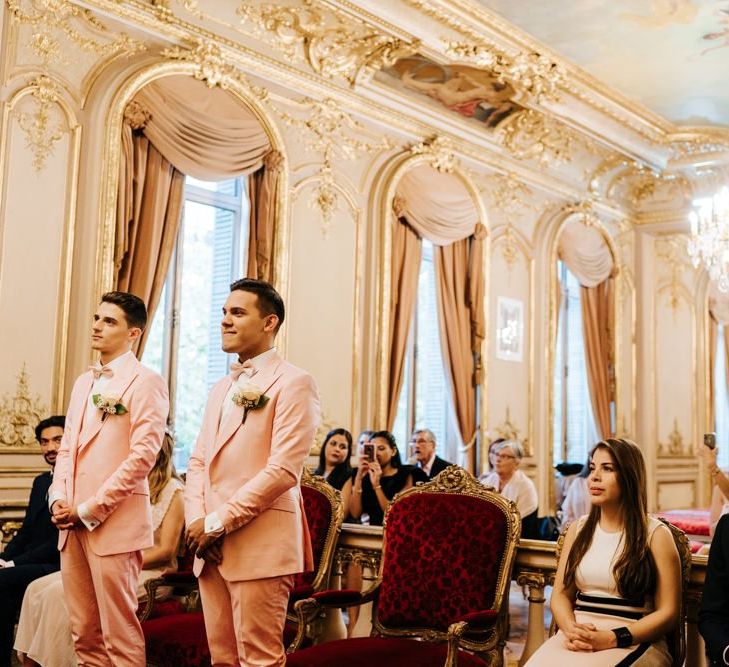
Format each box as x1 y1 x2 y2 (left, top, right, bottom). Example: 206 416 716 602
50 291 169 666
185 278 320 667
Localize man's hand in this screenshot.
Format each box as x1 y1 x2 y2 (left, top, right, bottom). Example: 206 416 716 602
196 535 224 564
51 501 81 530
185 517 205 553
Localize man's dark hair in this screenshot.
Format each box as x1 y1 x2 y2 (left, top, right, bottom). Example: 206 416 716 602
35 415 66 442
229 278 285 331
101 291 147 330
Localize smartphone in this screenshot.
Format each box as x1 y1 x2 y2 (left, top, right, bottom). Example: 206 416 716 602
363 443 375 461
704 432 717 450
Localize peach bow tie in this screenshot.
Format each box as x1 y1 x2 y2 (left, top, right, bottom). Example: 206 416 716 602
89 365 113 380
230 360 257 381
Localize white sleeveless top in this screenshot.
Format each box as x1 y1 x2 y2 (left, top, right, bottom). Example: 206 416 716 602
152 478 184 532
574 515 663 617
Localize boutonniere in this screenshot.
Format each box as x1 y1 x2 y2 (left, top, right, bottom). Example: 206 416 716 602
231 381 270 424
92 394 128 422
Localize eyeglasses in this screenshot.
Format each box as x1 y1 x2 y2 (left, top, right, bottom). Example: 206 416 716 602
494 453 517 461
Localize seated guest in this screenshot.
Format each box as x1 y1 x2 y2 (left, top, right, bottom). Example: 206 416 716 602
525 439 680 666
354 429 374 462
409 428 453 479
485 437 506 474
561 457 592 527
701 445 729 537
350 431 413 526
14 432 184 667
700 513 729 665
314 428 354 509
0 416 64 667
480 440 539 539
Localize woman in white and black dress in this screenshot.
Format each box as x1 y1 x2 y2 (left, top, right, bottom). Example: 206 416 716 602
526 438 681 666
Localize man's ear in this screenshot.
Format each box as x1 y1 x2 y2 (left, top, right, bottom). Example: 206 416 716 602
264 314 279 333
128 327 143 342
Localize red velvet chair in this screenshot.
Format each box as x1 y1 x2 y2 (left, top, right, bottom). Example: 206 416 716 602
287 466 521 667
142 467 345 667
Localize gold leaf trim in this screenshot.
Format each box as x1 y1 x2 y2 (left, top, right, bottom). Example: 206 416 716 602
0 365 47 448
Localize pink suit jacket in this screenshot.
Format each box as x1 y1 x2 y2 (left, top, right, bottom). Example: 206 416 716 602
52 354 169 556
185 352 320 582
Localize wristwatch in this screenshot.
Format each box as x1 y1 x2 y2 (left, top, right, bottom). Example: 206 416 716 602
612 626 633 648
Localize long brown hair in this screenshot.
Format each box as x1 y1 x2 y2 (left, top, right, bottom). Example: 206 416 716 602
148 432 182 505
563 438 655 600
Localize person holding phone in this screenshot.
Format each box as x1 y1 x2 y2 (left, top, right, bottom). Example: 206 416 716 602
349 431 413 527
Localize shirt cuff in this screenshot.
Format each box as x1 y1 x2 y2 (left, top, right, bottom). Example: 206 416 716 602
77 502 101 531
204 511 225 536
48 489 65 510
3 560 14 568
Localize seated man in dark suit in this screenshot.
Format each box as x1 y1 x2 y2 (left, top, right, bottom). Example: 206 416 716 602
700 512 729 666
409 429 453 480
0 415 64 667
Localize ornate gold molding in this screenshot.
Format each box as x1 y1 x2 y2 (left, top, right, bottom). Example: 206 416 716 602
408 135 456 173
499 109 572 165
162 40 269 98
445 42 563 103
236 0 420 86
659 418 686 457
16 75 67 171
6 0 146 66
481 171 535 217
275 97 393 227
656 236 691 313
494 406 529 454
0 366 46 448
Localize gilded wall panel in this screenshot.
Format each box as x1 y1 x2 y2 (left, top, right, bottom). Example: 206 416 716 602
487 225 533 464
286 177 361 433
0 80 78 413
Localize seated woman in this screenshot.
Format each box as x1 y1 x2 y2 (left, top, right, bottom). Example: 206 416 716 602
314 427 353 510
349 430 413 527
525 438 681 666
15 433 184 667
479 440 539 539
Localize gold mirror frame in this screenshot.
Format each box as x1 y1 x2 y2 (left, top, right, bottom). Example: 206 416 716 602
372 146 489 472
94 59 290 344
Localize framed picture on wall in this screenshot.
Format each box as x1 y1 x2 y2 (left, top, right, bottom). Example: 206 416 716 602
496 297 524 362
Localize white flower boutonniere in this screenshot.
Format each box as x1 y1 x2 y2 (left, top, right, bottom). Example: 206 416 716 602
92 394 128 422
232 381 270 424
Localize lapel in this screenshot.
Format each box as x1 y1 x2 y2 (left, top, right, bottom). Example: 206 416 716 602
211 353 284 461
79 354 140 450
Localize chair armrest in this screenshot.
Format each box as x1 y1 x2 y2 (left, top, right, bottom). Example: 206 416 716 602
310 588 366 606
444 611 499 666
138 577 165 622
137 571 200 622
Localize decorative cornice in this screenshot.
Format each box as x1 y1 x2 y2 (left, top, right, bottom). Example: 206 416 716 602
236 0 420 86
499 109 573 165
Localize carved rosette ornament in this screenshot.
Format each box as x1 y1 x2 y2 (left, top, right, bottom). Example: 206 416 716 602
409 136 457 173
236 1 420 86
0 366 47 447
123 100 151 130
499 109 573 165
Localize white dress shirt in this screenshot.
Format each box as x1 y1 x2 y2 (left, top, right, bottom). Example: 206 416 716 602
204 347 276 536
419 452 437 477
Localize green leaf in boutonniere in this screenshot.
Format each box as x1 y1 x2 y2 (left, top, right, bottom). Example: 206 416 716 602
92 394 128 421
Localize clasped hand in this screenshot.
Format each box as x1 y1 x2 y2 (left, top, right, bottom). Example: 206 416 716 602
356 460 382 486
51 501 81 530
185 518 223 565
562 622 616 651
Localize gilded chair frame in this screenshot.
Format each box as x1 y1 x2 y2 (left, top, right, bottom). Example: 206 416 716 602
291 466 520 665
549 518 690 667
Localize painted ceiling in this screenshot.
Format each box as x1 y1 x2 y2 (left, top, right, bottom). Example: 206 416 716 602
473 0 729 127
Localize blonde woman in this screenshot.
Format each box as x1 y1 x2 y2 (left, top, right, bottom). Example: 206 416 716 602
15 433 184 667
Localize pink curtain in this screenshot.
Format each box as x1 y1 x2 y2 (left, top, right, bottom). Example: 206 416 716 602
386 219 421 430
580 278 614 439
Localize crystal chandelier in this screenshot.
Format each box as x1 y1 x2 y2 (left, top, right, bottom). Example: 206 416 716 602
687 187 729 292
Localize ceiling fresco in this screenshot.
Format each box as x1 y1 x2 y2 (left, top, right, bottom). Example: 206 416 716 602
473 0 729 127
380 55 525 129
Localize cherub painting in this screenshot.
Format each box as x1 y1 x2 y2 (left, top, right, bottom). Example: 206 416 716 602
384 56 524 129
